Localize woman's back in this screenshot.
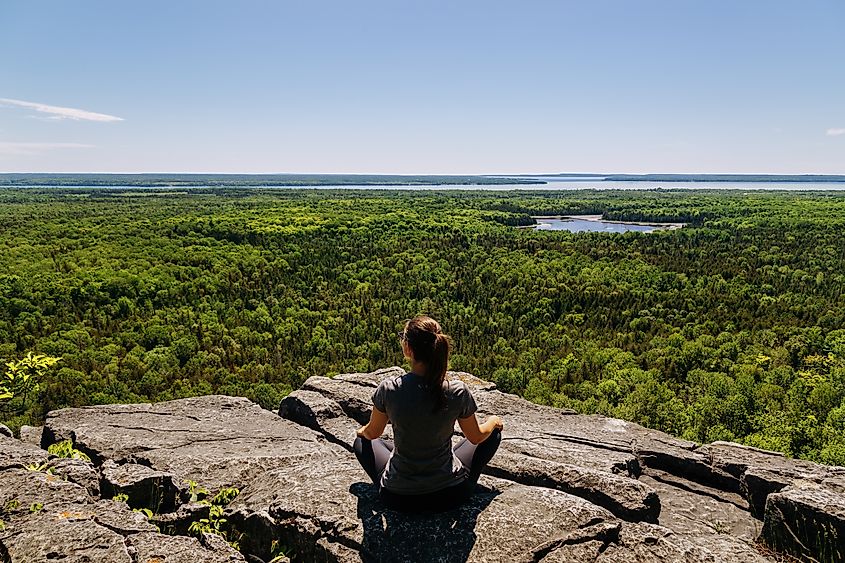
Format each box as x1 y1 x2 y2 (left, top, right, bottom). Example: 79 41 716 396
353 315 502 512
373 372 477 494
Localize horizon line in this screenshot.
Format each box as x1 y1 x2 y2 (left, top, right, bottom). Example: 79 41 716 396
2 171 845 177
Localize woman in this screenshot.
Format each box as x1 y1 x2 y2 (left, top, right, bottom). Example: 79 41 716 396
354 316 503 512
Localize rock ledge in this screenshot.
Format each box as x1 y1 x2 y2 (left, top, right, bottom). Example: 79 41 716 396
2 368 842 562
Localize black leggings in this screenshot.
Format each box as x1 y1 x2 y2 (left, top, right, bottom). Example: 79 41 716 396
353 428 502 512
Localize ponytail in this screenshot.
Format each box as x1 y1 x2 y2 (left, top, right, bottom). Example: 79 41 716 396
403 316 451 411
426 333 450 411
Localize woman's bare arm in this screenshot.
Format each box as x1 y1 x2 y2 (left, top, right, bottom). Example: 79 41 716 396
458 413 504 445
356 406 389 440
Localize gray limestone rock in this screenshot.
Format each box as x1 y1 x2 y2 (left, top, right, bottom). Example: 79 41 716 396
639 470 769 562
485 450 660 523
591 522 723 563
278 389 347 431
43 395 334 492
20 367 845 562
0 466 243 563
100 459 182 512
19 424 43 447
228 462 714 563
302 371 386 425
128 531 245 563
287 368 776 562
0 424 11 438
0 434 49 470
46 457 102 497
761 483 845 563
741 466 793 520
703 441 845 518
279 389 359 448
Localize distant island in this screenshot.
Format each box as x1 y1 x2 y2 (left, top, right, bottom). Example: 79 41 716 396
535 173 845 183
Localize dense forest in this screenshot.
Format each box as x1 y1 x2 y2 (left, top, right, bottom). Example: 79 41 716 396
1 188 843 466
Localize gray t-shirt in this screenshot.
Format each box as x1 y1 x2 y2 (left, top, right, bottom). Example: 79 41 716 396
372 372 478 494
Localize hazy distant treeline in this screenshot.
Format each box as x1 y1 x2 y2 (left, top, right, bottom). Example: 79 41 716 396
0 173 543 187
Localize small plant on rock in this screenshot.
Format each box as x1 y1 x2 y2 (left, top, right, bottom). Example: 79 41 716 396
211 487 239 506
269 540 290 562
0 498 21 530
708 519 729 534
189 504 227 537
47 439 91 461
134 507 154 518
26 461 54 474
187 479 211 503
186 482 241 549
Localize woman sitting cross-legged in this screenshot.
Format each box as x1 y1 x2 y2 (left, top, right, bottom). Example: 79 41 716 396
353 315 503 512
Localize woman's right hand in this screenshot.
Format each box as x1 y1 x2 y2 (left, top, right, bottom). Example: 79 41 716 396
487 415 504 431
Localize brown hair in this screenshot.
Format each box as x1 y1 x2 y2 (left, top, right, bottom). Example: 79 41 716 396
403 315 451 411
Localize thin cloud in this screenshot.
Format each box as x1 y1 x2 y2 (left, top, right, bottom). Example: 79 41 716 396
0 142 95 156
826 128 845 136
0 97 123 122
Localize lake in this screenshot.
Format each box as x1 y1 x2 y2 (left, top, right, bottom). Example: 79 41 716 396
9 174 845 192
531 215 683 233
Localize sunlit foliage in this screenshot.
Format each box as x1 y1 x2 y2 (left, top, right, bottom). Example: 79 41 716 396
1 187 844 465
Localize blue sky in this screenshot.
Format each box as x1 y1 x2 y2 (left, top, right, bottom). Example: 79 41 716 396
1 1 843 174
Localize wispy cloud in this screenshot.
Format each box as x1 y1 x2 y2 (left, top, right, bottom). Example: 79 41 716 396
826 128 845 137
0 142 95 156
0 98 123 122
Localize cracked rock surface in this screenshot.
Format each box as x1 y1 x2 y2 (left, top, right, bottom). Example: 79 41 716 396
282 367 845 562
3 367 842 562
0 435 243 563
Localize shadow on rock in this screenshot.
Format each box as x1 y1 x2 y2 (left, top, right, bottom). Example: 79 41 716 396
350 482 499 563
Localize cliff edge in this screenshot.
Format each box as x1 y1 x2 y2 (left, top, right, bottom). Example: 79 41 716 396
1 367 842 562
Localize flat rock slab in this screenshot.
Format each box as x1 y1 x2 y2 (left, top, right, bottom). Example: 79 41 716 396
279 388 360 448
0 434 49 470
486 450 660 523
296 367 845 563
228 456 722 563
699 442 845 560
129 531 246 563
46 457 102 497
43 395 339 492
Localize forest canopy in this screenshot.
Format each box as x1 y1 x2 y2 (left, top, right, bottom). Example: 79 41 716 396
1 187 844 466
